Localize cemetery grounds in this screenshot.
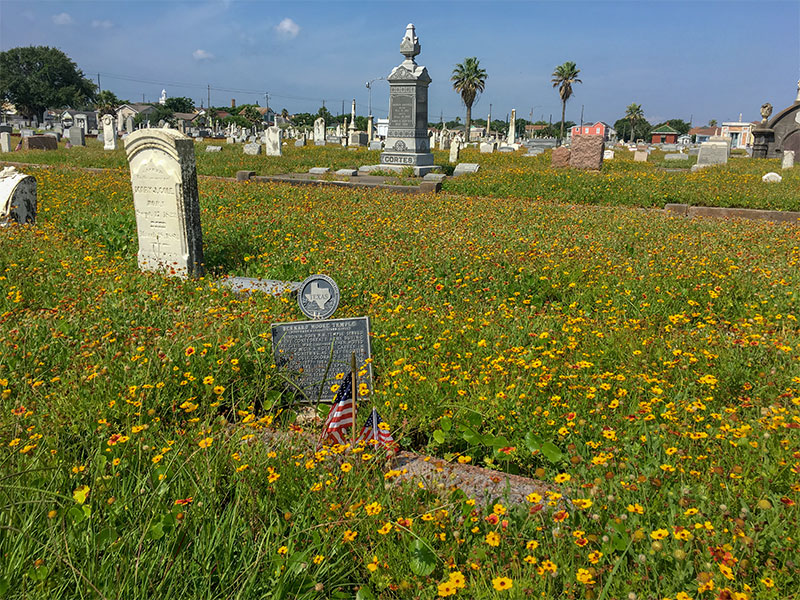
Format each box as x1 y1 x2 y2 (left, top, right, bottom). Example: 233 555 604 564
1 141 798 599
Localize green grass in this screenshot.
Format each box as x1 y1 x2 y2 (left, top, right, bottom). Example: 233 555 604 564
3 138 798 211
0 160 798 599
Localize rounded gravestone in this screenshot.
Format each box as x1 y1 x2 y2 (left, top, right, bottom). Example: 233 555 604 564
297 274 340 320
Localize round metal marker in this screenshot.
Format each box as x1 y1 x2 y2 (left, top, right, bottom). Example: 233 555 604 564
297 274 340 320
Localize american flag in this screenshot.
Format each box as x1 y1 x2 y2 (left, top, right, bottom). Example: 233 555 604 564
356 407 395 449
321 373 354 446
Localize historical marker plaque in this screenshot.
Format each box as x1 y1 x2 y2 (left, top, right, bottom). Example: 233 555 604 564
271 316 373 403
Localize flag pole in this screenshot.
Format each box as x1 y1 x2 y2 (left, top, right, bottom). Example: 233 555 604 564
350 352 358 448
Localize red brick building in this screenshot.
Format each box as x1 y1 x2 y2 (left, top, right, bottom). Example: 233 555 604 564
650 125 679 144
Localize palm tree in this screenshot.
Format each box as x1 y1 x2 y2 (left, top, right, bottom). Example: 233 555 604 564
624 103 644 143
551 61 581 140
451 57 487 143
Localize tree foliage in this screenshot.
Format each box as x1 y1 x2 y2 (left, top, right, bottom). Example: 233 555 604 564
164 96 195 114
614 116 652 143
660 119 691 135
551 61 581 139
0 46 96 119
451 57 487 141
623 103 645 142
95 90 122 116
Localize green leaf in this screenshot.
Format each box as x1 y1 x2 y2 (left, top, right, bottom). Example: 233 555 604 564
440 417 452 432
27 566 49 582
263 390 281 411
432 430 445 444
462 428 481 446
541 442 563 463
408 539 436 576
524 431 542 453
67 506 85 524
0 577 8 595
492 435 509 448
466 412 482 428
148 522 164 540
356 586 377 600
317 404 331 419
612 533 629 552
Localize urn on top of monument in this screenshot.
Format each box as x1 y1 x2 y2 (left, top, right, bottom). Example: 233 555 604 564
400 23 420 60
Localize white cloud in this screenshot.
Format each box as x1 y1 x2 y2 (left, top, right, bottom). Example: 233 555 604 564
52 13 74 26
193 49 214 61
91 19 114 29
274 18 300 39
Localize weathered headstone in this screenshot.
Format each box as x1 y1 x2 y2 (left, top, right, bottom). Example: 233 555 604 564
633 149 648 162
124 129 204 277
550 146 571 168
569 135 604 170
0 125 11 134
782 150 794 169
314 118 325 145
449 141 460 163
507 109 516 145
265 126 282 156
368 140 383 151
691 141 728 171
762 172 782 183
603 149 615 160
479 142 494 154
271 316 373 403
0 167 36 226
380 24 434 175
295 138 306 147
205 145 222 153
68 127 85 147
309 167 330 175
243 142 262 155
22 135 58 150
665 154 685 161
100 114 117 150
0 132 11 153
452 162 479 176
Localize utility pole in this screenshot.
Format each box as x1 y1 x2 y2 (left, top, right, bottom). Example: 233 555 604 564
207 84 211 111
142 93 145 103
580 104 584 127
97 73 101 93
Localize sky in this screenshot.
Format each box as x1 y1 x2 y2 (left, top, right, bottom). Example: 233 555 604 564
2 0 799 126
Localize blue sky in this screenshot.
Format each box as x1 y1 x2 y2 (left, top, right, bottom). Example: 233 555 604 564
2 0 798 126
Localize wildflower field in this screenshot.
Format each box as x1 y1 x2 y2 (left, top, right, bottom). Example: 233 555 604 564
1 159 799 599
5 138 798 211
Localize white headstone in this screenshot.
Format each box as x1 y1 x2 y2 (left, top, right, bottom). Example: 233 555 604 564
507 109 516 145
68 127 85 147
243 142 261 155
762 172 782 183
265 126 282 156
0 132 11 153
480 142 494 154
453 163 479 176
449 140 460 163
693 141 728 170
124 129 204 277
313 118 325 145
0 167 36 226
633 149 648 162
603 149 615 160
782 150 794 169
126 116 134 134
101 114 117 150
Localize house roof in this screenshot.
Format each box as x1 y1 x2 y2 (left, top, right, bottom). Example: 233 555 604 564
651 124 679 134
689 126 720 136
173 112 199 122
119 103 156 114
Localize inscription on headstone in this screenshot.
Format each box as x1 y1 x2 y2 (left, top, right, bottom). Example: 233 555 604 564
271 317 373 403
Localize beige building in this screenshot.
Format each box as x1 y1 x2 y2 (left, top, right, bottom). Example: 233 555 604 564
721 116 756 149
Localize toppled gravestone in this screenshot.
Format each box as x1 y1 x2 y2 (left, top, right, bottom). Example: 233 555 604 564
0 167 37 226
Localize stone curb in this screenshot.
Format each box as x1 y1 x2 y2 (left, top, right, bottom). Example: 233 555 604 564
665 203 800 225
